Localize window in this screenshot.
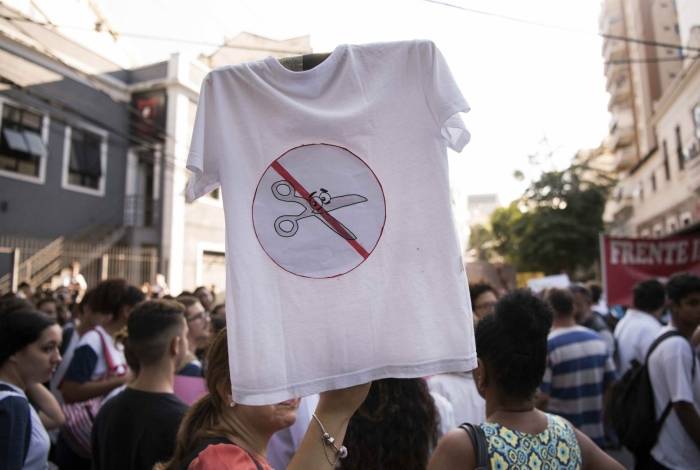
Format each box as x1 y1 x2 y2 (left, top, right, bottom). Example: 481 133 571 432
663 140 670 180
196 243 226 293
681 211 692 227
693 103 700 139
0 102 46 181
638 182 644 202
62 125 107 196
676 125 685 170
667 217 678 233
651 172 657 192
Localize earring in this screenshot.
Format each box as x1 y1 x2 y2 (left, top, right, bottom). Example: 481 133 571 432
229 400 235 408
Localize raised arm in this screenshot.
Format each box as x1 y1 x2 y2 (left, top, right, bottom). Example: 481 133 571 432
287 383 370 470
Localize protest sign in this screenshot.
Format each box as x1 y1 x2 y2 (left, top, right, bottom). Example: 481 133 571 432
600 234 700 305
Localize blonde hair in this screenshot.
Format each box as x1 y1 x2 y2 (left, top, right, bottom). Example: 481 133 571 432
155 328 255 469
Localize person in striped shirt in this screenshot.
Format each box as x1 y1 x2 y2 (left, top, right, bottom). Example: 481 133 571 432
537 288 616 448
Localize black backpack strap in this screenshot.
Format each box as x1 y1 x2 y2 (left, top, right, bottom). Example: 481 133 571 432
180 437 264 470
645 330 696 432
0 383 32 464
459 423 489 470
644 330 683 363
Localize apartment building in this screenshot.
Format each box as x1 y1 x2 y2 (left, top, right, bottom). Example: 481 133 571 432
601 0 700 236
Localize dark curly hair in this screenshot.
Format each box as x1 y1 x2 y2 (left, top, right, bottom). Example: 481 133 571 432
88 279 144 319
476 289 553 400
338 378 439 470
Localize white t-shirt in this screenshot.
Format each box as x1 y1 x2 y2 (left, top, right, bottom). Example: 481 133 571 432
613 308 662 376
63 326 127 384
185 40 476 405
648 325 700 468
428 372 485 426
430 390 457 438
0 381 50 470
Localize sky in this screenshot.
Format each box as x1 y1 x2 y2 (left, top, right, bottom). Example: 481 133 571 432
33 0 612 229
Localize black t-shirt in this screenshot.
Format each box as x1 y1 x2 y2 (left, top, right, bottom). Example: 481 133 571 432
91 387 188 470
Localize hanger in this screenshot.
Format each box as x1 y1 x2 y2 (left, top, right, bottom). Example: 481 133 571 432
278 53 331 71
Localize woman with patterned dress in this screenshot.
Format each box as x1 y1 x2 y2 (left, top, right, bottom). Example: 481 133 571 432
429 290 623 470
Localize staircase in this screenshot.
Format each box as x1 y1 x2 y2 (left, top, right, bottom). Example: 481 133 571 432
0 225 127 293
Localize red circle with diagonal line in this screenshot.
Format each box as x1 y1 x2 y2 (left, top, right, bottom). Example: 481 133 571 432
252 143 386 278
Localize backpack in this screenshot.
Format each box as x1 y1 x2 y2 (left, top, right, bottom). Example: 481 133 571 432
607 330 697 454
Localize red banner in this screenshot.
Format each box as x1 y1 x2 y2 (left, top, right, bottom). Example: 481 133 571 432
601 234 700 306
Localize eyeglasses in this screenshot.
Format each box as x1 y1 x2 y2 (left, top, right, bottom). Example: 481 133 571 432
474 301 497 311
187 311 209 323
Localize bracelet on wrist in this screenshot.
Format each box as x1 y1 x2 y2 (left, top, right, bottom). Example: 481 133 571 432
312 413 348 466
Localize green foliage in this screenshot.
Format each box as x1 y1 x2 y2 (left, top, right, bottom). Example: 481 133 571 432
468 224 496 261
487 162 613 275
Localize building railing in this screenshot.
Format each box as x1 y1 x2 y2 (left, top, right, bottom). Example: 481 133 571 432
124 195 161 228
0 235 158 294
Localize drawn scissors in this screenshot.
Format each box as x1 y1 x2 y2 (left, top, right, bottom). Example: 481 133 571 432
271 180 367 240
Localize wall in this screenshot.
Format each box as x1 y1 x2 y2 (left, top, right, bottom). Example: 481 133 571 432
0 75 129 239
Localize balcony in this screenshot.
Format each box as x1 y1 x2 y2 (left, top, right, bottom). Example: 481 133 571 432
124 195 161 228
607 77 632 110
609 126 636 151
600 13 625 37
614 146 638 171
686 144 700 194
605 64 627 90
603 39 626 65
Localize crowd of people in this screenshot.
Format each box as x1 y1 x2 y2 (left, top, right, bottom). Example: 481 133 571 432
1 271 699 469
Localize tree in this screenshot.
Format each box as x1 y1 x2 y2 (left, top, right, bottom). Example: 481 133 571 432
468 224 496 261
489 203 528 267
488 162 613 276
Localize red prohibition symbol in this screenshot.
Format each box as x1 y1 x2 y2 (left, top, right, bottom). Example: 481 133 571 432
252 143 386 278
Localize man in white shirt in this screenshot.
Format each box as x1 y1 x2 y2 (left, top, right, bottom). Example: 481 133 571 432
647 273 700 469
614 279 665 376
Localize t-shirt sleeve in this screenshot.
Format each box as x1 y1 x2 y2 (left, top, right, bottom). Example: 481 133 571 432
0 396 31 470
188 443 268 470
64 344 99 383
659 339 696 404
420 40 471 152
186 74 221 202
